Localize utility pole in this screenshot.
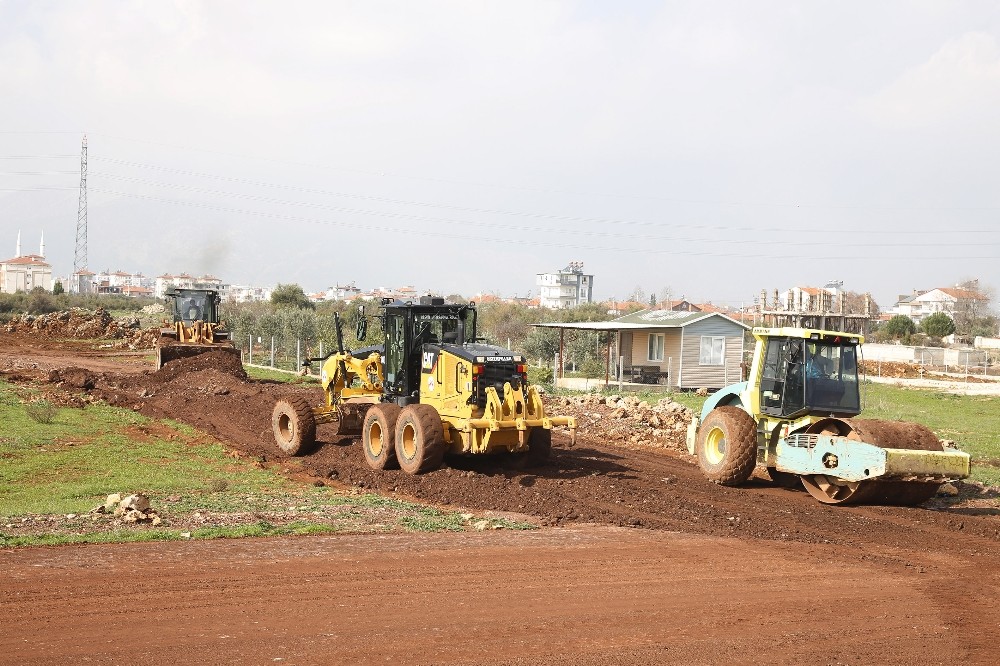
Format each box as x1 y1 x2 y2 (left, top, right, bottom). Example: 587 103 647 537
73 134 88 281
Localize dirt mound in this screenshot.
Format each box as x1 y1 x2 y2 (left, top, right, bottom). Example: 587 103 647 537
155 349 247 380
548 392 693 452
4 308 159 350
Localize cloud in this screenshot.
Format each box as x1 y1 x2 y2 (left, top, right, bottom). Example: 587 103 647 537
860 31 1000 130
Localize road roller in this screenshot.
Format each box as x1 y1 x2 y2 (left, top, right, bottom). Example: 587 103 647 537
686 327 971 505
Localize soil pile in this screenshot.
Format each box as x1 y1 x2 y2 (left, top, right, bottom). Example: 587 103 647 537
548 392 693 452
4 308 159 349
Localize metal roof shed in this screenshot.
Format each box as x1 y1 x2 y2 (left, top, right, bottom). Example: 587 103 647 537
535 309 750 390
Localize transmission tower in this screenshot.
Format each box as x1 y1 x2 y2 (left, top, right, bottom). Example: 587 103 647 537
73 134 88 276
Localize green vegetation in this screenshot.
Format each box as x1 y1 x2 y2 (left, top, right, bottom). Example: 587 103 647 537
861 382 1000 485
0 380 529 548
881 314 917 340
0 288 157 319
921 312 956 338
243 365 319 383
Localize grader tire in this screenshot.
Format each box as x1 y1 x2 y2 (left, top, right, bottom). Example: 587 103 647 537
696 406 758 486
395 404 446 475
523 427 552 467
272 397 316 456
362 404 401 470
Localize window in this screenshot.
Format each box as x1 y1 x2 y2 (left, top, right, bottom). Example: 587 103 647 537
647 333 664 361
699 336 725 365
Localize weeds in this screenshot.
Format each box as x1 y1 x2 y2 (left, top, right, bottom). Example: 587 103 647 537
23 400 57 424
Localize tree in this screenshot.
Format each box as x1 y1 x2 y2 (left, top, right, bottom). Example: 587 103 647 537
882 315 916 339
52 281 64 295
270 283 314 310
921 312 955 338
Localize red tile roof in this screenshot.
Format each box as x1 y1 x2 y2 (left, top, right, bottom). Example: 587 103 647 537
2 254 50 266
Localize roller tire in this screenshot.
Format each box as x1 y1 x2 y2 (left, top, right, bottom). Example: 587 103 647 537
362 404 401 470
272 396 317 456
395 404 446 475
696 406 758 486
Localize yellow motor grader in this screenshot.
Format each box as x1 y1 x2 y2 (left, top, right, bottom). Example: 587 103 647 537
687 327 971 505
155 287 240 370
271 297 576 474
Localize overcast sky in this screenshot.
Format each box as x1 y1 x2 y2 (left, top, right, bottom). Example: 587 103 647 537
1 0 999 309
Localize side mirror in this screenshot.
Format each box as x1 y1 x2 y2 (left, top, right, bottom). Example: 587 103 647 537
356 318 367 341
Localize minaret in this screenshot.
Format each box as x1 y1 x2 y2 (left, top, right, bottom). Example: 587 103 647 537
39 231 45 258
16 230 21 257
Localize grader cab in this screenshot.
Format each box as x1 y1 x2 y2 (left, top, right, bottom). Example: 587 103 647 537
271 297 576 474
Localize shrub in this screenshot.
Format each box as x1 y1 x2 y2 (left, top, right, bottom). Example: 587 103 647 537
24 400 57 424
882 315 917 339
527 366 553 386
921 312 956 338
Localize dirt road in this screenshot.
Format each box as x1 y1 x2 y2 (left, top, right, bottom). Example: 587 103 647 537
2 526 996 666
2 331 1000 664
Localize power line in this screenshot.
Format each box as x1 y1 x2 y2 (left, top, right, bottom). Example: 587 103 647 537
85 132 1000 213
87 187 1000 261
88 167 1000 240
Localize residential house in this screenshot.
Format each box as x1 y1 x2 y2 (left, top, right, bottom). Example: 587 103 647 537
536 309 749 390
893 286 988 324
536 261 594 309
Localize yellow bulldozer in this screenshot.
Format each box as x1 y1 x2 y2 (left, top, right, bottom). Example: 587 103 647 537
155 287 241 370
271 297 576 474
687 327 971 505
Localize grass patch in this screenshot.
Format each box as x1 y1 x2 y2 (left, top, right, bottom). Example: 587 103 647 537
0 380 532 548
244 365 319 383
860 382 1000 485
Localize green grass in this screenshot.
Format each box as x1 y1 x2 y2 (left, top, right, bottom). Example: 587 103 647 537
244 365 319 383
0 380 532 548
860 382 1000 485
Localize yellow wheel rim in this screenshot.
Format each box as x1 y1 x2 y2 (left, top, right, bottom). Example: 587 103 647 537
704 426 727 465
400 423 416 459
368 422 383 457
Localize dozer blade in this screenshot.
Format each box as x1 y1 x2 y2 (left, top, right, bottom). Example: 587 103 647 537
155 342 242 371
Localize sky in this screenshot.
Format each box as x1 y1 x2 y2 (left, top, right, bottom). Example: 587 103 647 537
1 0 999 310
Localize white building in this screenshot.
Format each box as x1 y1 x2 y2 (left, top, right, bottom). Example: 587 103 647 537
536 261 594 309
226 284 272 303
154 273 224 298
893 286 988 324
0 232 52 293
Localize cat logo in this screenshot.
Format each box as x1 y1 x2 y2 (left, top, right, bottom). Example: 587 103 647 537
422 351 436 371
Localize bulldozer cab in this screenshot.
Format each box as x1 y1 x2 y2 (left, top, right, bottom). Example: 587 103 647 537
381 297 476 404
165 288 220 325
759 333 861 419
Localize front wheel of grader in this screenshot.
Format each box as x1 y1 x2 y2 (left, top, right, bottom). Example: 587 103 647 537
696 406 758 486
272 397 317 456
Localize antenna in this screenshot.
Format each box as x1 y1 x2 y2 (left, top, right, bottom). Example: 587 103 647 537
73 134 88 276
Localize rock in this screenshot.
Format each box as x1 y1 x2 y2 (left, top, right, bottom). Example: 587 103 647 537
938 483 959 497
472 520 489 531
695 388 709 397
180 531 192 539
104 493 123 511
151 515 163 526
120 493 151 512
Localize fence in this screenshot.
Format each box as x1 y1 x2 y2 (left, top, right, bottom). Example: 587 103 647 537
237 334 332 372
